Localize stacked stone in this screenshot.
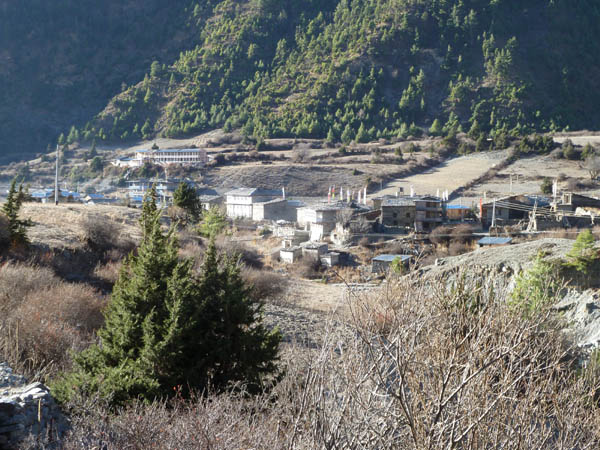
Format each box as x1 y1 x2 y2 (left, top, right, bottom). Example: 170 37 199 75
0 363 66 448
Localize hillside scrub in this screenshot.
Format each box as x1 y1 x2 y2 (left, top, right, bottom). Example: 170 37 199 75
41 272 600 449
0 262 106 383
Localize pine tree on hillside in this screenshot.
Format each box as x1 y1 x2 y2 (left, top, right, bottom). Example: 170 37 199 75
54 191 280 406
2 179 31 246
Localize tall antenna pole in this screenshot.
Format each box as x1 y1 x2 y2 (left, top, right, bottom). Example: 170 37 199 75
54 144 59 205
491 198 496 229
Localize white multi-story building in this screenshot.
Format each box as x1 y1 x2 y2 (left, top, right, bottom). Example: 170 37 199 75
113 148 208 168
225 188 283 219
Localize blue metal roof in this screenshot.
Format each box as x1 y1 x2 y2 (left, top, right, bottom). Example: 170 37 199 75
446 204 471 210
137 148 203 154
478 237 512 246
373 254 412 263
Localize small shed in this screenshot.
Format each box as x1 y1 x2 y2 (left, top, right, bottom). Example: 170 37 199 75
477 236 512 247
372 254 412 274
320 252 340 267
280 246 302 264
302 242 329 259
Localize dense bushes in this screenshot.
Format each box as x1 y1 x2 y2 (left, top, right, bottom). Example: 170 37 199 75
0 263 106 381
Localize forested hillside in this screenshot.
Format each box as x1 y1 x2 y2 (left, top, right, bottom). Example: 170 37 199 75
3 0 600 159
0 0 205 160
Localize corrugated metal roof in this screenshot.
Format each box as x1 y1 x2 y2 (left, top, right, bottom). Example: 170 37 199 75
382 198 416 207
372 254 412 262
477 237 513 246
137 148 204 154
226 188 282 197
446 204 471 210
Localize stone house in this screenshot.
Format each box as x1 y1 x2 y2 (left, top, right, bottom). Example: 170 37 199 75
225 188 282 219
297 203 353 241
381 196 444 232
280 246 302 264
252 198 298 222
480 195 550 228
320 252 340 267
371 254 412 274
301 242 329 260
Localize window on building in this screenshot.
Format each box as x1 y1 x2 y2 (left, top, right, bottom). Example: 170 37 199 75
393 212 398 218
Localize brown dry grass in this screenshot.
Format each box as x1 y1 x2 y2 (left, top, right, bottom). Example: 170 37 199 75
22 203 141 250
40 273 600 449
0 262 106 381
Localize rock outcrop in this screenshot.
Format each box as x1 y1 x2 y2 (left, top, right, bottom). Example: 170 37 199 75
0 363 66 448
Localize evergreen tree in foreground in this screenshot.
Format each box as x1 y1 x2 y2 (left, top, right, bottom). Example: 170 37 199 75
54 190 280 406
2 178 31 246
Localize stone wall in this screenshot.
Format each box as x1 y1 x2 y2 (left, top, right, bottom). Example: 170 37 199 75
0 363 66 448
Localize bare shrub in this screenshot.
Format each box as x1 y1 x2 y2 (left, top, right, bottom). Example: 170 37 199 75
566 177 580 191
0 263 106 381
429 225 452 246
291 148 309 163
53 274 600 449
219 240 263 269
359 236 370 248
80 216 120 253
292 257 321 279
13 283 105 368
448 241 470 256
242 267 288 302
93 260 122 284
450 223 474 244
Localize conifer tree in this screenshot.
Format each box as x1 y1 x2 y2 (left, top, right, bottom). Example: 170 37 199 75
2 179 31 246
54 191 279 406
173 182 201 222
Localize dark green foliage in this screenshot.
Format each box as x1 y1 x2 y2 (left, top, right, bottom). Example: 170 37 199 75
172 182 201 222
510 252 561 317
565 229 598 275
562 139 578 160
1 179 31 246
89 156 103 172
53 193 280 407
540 177 553 195
198 207 228 238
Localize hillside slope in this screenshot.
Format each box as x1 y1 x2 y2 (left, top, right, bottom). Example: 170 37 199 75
3 0 600 160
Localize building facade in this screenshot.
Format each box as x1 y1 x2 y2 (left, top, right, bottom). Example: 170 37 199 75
225 188 283 219
113 148 208 168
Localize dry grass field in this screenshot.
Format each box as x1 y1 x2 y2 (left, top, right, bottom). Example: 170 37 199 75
22 203 141 250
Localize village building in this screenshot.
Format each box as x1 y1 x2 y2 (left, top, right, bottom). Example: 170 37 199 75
127 178 195 204
197 188 223 211
380 196 444 232
553 192 600 214
297 203 353 241
83 193 119 205
381 197 416 228
480 195 550 228
30 189 81 203
112 148 208 168
320 252 340 267
280 246 302 264
446 204 472 221
371 254 412 274
301 242 329 260
252 198 298 222
225 188 283 219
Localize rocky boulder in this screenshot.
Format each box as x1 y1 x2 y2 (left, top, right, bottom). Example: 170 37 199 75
0 363 67 448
